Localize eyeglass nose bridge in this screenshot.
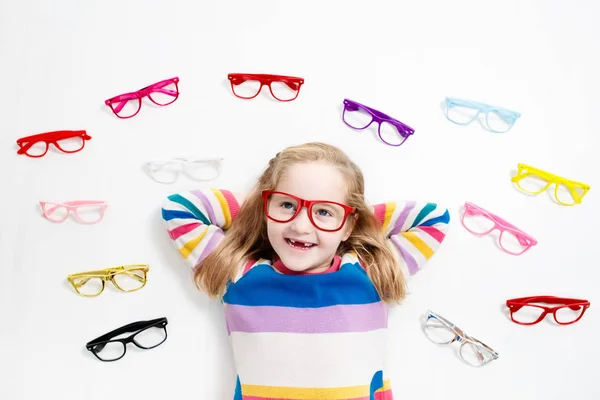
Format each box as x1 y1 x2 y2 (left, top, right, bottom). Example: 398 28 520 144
454 334 465 343
136 88 150 98
289 203 314 229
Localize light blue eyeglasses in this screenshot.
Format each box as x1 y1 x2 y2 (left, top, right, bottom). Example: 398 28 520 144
444 97 521 133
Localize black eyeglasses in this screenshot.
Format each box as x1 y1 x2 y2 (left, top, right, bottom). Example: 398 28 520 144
86 317 168 362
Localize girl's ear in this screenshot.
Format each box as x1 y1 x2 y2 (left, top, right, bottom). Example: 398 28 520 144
342 214 358 241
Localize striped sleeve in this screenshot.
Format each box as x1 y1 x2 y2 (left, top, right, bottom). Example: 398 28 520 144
372 201 450 277
161 188 245 269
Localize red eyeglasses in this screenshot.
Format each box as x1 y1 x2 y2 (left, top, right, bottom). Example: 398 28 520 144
16 130 92 158
228 73 304 102
506 296 591 325
262 190 355 232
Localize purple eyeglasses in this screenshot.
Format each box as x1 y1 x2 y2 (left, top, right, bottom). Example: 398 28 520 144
342 99 415 147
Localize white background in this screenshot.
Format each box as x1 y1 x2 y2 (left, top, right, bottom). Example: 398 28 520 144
1 0 599 399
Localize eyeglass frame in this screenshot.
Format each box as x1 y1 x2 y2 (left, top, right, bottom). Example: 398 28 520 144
86 317 168 362
261 190 356 232
461 201 537 256
40 200 108 224
16 130 92 158
67 264 150 297
444 97 521 133
105 77 180 119
342 98 415 147
506 296 591 326
145 157 224 184
422 310 499 367
228 73 305 102
511 163 590 206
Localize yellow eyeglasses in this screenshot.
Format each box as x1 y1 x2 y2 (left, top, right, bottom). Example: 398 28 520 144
511 163 590 206
67 264 149 297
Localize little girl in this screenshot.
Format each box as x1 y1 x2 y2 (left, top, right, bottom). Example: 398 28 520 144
162 142 450 400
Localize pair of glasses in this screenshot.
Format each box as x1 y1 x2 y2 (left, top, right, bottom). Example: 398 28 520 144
262 190 355 232
228 73 304 102
444 97 521 133
86 317 168 362
461 202 537 255
67 264 149 297
16 130 92 158
422 310 499 367
511 163 590 206
506 296 591 326
105 77 180 119
146 157 223 184
342 99 415 147
40 200 108 224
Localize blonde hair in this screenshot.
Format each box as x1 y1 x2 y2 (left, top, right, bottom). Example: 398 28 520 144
194 142 407 303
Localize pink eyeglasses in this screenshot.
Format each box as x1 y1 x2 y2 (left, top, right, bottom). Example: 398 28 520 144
40 200 108 224
105 77 180 119
461 201 537 255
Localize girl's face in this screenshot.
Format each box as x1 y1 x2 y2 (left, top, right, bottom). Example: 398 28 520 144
266 162 355 273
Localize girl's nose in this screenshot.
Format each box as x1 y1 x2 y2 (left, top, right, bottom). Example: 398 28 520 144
289 207 313 233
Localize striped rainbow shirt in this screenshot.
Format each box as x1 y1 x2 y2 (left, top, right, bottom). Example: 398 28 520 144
162 189 450 400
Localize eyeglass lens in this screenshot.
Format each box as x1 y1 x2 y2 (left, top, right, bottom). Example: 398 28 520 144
24 136 85 157
511 304 585 324
461 213 530 254
446 104 513 132
72 269 145 296
43 203 104 223
112 81 178 118
342 106 406 146
516 174 583 205
231 79 299 101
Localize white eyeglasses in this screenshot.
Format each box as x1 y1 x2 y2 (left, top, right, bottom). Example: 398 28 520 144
145 157 223 184
422 310 499 367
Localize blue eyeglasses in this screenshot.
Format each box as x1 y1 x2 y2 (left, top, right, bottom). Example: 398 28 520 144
444 97 521 133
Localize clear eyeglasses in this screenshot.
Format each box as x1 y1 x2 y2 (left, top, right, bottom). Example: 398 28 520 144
422 310 499 367
145 157 223 184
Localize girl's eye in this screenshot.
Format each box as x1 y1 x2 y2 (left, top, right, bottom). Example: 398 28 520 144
280 201 295 210
315 208 333 217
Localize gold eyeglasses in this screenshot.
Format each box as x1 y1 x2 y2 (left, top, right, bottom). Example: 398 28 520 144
67 264 150 297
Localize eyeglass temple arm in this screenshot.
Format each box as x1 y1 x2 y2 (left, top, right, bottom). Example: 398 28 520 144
447 97 518 116
446 97 486 109
427 311 458 331
86 318 168 349
345 100 413 131
146 79 179 95
43 201 107 215
73 270 145 288
507 296 587 311
17 141 36 154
